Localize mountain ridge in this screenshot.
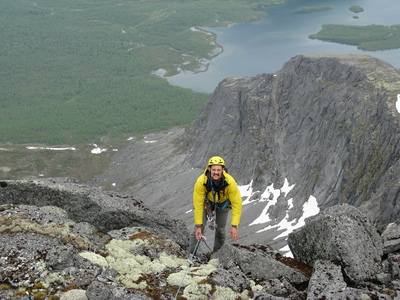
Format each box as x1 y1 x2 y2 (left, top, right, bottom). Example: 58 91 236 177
91 53 400 252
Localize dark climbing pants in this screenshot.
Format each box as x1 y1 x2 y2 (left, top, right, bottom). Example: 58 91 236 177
188 202 230 254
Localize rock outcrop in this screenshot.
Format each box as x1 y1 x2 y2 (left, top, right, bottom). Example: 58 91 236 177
1 179 400 299
288 204 383 283
0 178 188 248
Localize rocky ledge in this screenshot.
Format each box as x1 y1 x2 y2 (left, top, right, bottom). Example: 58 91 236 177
0 179 399 299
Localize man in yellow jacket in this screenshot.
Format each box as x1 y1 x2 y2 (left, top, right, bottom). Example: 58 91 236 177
188 156 243 254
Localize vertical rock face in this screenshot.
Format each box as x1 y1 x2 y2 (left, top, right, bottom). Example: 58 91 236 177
179 54 400 227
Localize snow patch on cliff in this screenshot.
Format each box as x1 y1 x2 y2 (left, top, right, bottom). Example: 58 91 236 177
240 178 320 256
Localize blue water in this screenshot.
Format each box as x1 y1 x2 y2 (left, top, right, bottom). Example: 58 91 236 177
167 0 400 93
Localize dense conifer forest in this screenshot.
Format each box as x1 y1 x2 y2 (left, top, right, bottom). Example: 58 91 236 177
1 0 285 145
0 0 285 180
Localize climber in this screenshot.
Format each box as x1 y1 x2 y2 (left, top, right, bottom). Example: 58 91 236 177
188 156 243 254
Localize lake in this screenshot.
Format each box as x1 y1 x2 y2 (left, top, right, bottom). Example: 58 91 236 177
167 0 400 93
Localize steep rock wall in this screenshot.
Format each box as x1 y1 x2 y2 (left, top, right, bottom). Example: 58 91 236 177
179 54 400 226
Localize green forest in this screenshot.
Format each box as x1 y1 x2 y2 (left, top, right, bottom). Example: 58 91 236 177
0 0 288 180
0 0 286 145
309 24 400 51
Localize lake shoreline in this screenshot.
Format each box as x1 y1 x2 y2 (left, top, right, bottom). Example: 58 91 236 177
165 0 400 93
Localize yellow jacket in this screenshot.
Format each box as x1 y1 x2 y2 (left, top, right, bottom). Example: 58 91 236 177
193 168 242 226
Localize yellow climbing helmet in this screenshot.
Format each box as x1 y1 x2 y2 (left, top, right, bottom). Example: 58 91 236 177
208 156 225 166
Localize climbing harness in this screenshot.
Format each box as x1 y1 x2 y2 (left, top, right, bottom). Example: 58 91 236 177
206 200 216 231
206 178 230 231
174 235 211 299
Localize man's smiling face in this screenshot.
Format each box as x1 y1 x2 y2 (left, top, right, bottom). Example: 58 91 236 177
210 165 224 182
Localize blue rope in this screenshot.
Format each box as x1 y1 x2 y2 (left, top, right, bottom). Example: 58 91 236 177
174 238 202 299
210 178 217 207
202 239 213 252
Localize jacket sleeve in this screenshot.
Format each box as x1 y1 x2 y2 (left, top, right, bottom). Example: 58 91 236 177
193 175 206 225
226 174 243 226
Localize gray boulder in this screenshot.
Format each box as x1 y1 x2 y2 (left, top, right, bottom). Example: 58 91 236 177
212 244 310 284
382 222 400 255
306 260 346 299
288 203 383 283
253 277 307 299
207 266 251 293
306 260 391 300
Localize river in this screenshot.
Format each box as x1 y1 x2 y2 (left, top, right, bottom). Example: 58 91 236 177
166 0 400 93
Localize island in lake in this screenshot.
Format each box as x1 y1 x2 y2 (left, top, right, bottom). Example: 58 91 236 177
309 24 400 51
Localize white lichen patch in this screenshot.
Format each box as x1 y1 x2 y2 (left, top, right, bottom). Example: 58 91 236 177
41 271 73 289
208 258 220 268
60 289 87 300
80 238 190 290
182 283 212 299
214 286 253 300
250 279 264 291
79 252 108 268
158 252 187 269
80 240 152 288
181 281 253 300
78 236 243 298
118 274 147 289
167 259 218 287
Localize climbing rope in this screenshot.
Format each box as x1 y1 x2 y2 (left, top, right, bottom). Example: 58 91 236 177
174 236 203 299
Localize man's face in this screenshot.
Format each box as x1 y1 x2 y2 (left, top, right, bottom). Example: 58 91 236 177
210 165 224 182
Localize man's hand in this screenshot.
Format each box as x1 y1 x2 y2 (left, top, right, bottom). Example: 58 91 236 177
195 227 204 240
230 227 239 242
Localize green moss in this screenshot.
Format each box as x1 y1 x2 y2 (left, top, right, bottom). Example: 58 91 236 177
13 290 28 297
33 282 44 289
32 290 48 300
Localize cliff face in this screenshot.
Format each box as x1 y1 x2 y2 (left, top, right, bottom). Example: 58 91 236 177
91 53 400 252
180 53 400 226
